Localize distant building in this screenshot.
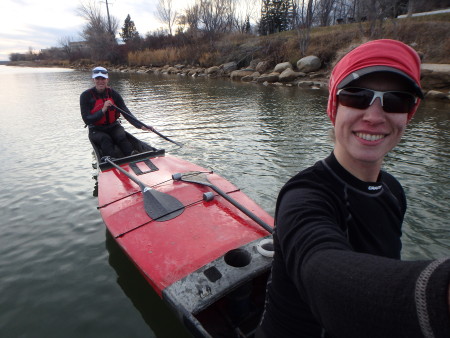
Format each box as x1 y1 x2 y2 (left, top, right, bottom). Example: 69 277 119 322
69 41 89 50
397 8 450 18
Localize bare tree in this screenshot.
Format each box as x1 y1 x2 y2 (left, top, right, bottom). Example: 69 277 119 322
316 0 336 26
199 0 236 39
293 0 316 56
357 0 400 37
59 36 74 60
186 3 202 34
234 0 259 33
77 0 119 61
156 0 179 36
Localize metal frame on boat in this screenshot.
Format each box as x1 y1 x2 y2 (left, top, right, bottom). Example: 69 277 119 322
91 131 274 337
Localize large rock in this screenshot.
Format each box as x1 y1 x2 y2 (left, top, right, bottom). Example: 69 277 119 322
206 66 220 75
188 68 203 77
249 59 260 70
297 55 321 73
230 69 255 81
167 67 179 74
274 62 293 73
420 64 450 91
242 72 260 82
425 90 450 101
222 61 238 73
256 61 272 74
279 68 306 82
256 72 280 83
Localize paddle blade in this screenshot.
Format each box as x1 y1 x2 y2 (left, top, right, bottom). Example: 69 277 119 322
142 187 184 221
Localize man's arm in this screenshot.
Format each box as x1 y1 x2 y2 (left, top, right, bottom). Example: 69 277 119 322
80 90 103 125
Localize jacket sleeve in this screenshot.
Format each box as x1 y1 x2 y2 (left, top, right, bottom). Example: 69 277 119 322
302 250 450 338
111 89 142 129
80 89 103 125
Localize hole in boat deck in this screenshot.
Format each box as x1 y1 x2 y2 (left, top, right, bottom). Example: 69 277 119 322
224 249 251 267
204 266 222 282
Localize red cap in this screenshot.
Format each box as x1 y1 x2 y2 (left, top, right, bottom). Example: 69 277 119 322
327 39 423 124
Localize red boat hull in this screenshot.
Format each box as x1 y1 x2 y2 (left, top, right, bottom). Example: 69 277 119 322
98 153 274 296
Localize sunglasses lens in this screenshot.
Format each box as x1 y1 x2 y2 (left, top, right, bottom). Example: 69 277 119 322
338 88 373 109
338 88 416 114
93 70 107 74
383 92 416 113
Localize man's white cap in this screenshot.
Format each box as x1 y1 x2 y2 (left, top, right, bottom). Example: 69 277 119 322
92 66 108 79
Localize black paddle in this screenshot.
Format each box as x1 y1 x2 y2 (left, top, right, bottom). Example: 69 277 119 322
112 105 183 147
172 172 273 234
104 157 184 221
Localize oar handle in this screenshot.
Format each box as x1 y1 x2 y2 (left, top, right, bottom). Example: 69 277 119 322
112 105 183 147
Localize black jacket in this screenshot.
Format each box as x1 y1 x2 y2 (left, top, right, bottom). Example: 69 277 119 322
259 152 450 338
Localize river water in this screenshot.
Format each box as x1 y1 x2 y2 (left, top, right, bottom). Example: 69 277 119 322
0 65 448 337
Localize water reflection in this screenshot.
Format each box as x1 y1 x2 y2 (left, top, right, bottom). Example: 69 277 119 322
105 231 191 337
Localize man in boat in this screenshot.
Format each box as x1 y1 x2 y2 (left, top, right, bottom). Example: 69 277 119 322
257 40 450 337
80 66 153 157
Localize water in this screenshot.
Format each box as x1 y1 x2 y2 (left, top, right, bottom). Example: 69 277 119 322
0 65 448 337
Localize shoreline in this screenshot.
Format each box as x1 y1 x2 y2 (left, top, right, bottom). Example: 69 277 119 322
5 61 450 102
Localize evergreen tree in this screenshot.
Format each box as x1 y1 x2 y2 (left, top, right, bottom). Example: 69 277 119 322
259 0 294 35
120 14 140 42
244 15 251 34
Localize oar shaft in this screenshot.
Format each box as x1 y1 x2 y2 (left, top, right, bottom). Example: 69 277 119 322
104 157 185 222
174 175 273 234
209 183 273 234
112 105 183 147
104 157 141 186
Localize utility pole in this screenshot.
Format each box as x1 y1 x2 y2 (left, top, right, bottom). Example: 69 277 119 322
104 0 113 36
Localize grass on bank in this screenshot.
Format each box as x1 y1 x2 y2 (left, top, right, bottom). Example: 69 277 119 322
128 13 450 70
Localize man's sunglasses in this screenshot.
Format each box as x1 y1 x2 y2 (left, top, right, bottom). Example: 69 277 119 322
337 87 418 114
93 69 108 75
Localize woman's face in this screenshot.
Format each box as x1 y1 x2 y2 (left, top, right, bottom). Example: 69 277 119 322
333 73 411 178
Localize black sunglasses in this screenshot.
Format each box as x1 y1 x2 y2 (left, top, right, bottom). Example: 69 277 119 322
93 69 108 75
337 87 418 114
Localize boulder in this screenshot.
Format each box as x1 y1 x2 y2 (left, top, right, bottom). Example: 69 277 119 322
256 61 272 74
297 55 321 73
256 72 280 83
167 67 179 74
230 69 255 81
241 72 260 82
241 76 254 82
425 90 450 100
279 68 306 82
222 61 238 73
206 66 220 74
420 66 450 91
249 59 260 70
274 62 293 73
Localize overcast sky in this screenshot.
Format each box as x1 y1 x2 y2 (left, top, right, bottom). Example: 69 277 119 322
0 0 191 61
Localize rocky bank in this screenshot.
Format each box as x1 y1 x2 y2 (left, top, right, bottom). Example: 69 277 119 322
73 56 450 102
